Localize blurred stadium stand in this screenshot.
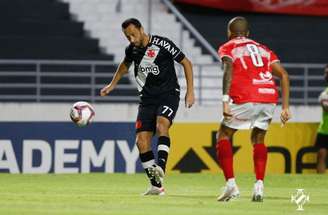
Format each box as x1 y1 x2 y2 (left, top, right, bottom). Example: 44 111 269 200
174 3 328 63
63 0 214 64
62 0 220 105
173 2 328 105
0 0 113 60
0 0 138 102
0 0 327 105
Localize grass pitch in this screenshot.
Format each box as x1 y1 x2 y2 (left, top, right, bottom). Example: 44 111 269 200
0 173 327 215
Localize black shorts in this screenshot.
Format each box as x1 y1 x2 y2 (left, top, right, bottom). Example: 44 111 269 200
315 133 328 150
136 91 180 133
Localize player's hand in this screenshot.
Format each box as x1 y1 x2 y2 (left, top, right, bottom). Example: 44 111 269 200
223 102 233 121
280 108 291 126
100 85 113 96
185 91 195 108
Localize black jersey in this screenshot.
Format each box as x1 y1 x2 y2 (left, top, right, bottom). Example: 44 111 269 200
124 35 185 99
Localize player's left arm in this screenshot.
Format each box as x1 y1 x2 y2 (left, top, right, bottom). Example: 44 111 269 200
165 36 195 108
179 57 195 108
271 62 292 124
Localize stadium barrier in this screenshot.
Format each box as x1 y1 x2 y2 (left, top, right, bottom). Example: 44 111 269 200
0 60 326 105
168 123 318 174
0 122 318 174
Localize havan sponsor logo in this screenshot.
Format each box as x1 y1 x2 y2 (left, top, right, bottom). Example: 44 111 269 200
152 37 178 56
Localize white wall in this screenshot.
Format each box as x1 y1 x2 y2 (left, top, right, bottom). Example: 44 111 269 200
0 103 322 123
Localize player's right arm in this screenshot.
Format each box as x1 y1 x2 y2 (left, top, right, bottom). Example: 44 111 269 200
218 43 234 121
222 56 233 121
100 59 131 96
271 62 291 124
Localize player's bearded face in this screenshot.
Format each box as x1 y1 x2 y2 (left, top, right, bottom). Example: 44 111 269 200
123 25 144 47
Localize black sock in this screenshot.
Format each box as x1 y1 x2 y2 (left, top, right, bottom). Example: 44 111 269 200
140 151 161 187
157 136 170 173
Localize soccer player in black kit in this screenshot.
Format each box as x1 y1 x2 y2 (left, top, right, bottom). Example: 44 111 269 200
100 18 195 195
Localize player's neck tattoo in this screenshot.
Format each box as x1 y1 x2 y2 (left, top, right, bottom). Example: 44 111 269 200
222 61 233 95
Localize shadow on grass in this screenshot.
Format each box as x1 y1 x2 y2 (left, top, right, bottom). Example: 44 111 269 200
168 195 290 201
168 194 214 199
264 196 290 200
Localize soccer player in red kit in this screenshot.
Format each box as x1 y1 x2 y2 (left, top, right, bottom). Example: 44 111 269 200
216 17 291 202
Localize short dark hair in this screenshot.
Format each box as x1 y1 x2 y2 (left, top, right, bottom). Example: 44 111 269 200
228 16 249 36
122 18 142 29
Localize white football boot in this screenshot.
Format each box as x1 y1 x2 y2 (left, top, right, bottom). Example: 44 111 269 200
153 164 165 184
217 179 240 201
252 180 264 202
143 185 165 196
142 165 165 196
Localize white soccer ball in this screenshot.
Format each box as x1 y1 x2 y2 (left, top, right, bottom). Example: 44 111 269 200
70 101 95 127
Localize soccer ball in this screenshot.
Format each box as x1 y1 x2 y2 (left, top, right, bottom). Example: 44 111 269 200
70 101 95 127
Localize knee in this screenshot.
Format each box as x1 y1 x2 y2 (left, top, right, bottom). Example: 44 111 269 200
156 122 169 136
251 135 259 144
218 131 230 140
251 130 266 144
218 126 234 141
317 149 327 160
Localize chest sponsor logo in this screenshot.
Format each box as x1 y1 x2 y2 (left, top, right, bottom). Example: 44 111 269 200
258 88 275 94
138 64 160 75
253 71 274 85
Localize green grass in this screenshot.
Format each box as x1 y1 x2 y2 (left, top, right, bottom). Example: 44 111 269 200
0 173 327 215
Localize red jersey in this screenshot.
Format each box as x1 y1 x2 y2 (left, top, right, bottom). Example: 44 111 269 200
218 37 279 104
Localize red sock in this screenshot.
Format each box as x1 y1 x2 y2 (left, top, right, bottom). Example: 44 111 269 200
253 143 267 181
216 139 234 180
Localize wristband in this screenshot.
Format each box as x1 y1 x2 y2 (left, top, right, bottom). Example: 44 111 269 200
222 95 230 102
